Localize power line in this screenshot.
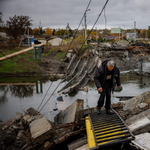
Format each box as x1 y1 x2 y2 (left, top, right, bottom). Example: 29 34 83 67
79 0 109 52
36 0 92 113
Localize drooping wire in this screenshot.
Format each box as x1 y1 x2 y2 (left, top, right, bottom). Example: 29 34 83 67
79 0 109 53
36 0 92 112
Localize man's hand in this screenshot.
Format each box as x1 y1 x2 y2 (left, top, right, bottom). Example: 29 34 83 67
117 86 121 89
98 87 103 93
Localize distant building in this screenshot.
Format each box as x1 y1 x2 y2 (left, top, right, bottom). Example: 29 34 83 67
22 35 34 46
104 35 117 41
48 37 63 46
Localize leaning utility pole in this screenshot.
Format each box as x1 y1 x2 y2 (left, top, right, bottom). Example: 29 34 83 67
84 9 90 45
84 13 87 45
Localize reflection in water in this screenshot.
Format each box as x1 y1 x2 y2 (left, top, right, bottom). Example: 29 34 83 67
1 74 150 122
9 85 34 98
0 81 45 100
0 85 8 103
36 81 43 93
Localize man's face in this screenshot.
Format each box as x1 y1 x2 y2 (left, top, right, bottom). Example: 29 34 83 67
107 65 114 71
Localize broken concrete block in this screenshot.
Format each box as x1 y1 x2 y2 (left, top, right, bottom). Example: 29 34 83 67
54 99 84 124
128 116 150 135
68 136 87 150
123 91 150 111
137 102 148 109
74 144 88 150
29 116 54 145
131 133 150 150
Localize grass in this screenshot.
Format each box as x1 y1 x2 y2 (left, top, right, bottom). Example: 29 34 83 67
0 45 69 74
54 52 66 62
0 49 37 73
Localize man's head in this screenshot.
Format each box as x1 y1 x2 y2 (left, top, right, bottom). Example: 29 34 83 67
107 61 115 71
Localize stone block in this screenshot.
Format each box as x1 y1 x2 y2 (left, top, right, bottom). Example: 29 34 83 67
29 116 54 145
54 99 84 124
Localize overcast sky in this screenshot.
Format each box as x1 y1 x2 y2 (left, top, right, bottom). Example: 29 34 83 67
0 0 150 30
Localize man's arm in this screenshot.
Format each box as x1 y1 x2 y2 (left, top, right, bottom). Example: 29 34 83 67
94 67 102 91
116 67 121 88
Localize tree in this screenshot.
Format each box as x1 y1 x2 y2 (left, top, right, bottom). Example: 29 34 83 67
0 12 4 26
45 28 52 36
6 15 32 43
33 28 40 35
52 29 55 35
147 26 150 39
55 29 66 36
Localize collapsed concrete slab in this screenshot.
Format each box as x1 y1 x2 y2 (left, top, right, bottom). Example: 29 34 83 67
29 116 54 145
128 116 150 135
123 91 150 111
54 99 84 124
23 107 55 145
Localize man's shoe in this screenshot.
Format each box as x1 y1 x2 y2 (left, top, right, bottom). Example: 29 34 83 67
97 107 101 114
106 109 113 115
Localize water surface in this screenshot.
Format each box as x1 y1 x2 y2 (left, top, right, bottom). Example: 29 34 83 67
0 72 150 122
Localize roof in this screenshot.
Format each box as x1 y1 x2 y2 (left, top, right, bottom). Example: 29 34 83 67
104 35 117 40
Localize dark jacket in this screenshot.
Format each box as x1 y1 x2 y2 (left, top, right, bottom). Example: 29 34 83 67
94 60 121 90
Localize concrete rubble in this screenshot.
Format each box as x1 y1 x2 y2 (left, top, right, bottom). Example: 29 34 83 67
58 42 150 94
113 91 150 149
0 100 87 150
1 42 150 149
1 90 150 149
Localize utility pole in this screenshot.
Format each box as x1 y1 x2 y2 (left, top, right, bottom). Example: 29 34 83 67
82 23 84 38
28 26 30 47
131 19 136 40
84 12 87 45
134 21 136 34
66 23 69 45
96 27 97 42
119 27 120 42
84 9 90 45
122 28 123 42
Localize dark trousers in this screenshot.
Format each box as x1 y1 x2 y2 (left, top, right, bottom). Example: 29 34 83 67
97 87 111 109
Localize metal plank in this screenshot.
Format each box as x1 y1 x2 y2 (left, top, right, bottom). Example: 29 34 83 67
85 109 135 149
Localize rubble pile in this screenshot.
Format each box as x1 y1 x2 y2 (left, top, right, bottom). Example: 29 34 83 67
113 91 150 149
0 100 86 150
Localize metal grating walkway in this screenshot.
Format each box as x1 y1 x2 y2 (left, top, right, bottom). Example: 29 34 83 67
85 109 135 150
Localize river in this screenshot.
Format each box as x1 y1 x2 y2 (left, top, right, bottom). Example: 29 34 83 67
0 72 150 122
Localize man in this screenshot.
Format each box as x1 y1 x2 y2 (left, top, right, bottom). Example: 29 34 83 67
94 60 121 114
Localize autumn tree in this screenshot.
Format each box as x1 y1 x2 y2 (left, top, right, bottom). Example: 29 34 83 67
45 28 52 36
33 28 40 35
6 15 32 44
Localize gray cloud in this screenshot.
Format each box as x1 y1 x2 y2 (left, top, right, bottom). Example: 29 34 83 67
0 0 150 30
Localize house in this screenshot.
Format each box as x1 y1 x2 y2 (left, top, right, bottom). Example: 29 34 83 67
47 37 63 46
104 35 117 41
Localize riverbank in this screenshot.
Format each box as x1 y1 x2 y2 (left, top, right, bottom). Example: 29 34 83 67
1 42 150 78
0 45 68 77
